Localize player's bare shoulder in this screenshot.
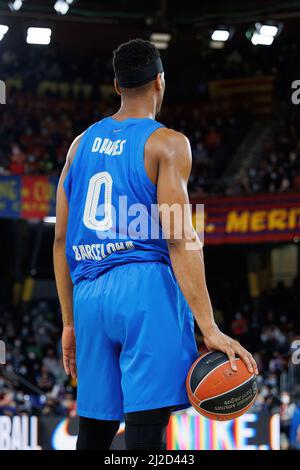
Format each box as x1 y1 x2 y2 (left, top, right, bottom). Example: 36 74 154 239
57 132 85 189
147 126 192 169
66 132 85 167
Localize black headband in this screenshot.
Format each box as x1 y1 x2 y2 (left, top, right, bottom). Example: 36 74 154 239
116 57 164 88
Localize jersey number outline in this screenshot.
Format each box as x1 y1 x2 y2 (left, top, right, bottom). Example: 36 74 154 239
83 171 113 231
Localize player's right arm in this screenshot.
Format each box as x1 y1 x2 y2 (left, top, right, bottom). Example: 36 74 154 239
154 128 258 374
53 133 83 378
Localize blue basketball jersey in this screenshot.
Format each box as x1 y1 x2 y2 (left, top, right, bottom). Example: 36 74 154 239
63 116 171 284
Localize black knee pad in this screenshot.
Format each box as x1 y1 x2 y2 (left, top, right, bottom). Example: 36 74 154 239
125 407 171 450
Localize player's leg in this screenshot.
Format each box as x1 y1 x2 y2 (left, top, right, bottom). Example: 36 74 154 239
73 277 123 450
77 417 120 450
124 407 171 450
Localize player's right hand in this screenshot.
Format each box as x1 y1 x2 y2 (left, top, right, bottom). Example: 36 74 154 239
202 324 258 375
62 325 77 379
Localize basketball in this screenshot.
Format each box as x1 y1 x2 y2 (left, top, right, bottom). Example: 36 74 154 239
186 351 258 421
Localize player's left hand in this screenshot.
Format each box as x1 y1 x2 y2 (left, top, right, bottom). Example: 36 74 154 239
203 324 258 375
62 325 77 379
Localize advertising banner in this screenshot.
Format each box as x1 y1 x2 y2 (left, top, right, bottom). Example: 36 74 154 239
0 176 299 245
193 193 300 245
0 410 280 450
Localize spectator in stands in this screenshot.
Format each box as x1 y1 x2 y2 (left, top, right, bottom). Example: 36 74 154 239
280 391 296 438
8 145 25 175
36 365 56 393
0 384 16 416
289 399 300 449
231 312 249 340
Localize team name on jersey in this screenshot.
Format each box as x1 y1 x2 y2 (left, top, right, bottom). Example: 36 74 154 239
72 241 134 261
91 137 126 156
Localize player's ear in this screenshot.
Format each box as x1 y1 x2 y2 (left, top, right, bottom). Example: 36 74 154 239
114 78 121 96
155 73 164 91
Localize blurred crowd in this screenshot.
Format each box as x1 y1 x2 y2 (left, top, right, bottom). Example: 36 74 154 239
167 104 253 196
0 93 251 196
1 41 300 195
0 94 112 177
228 111 300 194
195 277 300 449
1 36 299 97
0 302 77 419
1 279 300 448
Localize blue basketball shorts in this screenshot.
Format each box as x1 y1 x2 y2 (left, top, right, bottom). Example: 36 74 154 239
73 261 198 420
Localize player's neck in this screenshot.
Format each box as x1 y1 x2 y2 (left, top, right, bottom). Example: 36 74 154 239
114 95 156 121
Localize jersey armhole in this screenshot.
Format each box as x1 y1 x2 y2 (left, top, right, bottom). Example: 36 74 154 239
136 122 164 192
63 126 92 200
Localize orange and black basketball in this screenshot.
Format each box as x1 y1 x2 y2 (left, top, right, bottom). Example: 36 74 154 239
186 351 258 421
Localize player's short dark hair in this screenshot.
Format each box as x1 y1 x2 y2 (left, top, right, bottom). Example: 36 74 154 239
112 38 161 88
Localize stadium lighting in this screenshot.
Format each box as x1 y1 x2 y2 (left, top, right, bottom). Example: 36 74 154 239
251 32 274 46
249 22 281 46
150 33 171 42
151 41 169 50
54 0 75 15
210 40 226 50
26 27 52 45
8 0 23 12
150 32 171 50
43 216 56 224
257 24 278 37
0 25 9 41
211 29 230 42
54 0 69 15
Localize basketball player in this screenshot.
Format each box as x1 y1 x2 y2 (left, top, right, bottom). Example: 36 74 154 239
54 39 258 450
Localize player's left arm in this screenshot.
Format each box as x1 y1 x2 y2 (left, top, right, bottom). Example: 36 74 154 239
53 133 82 378
154 128 258 374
